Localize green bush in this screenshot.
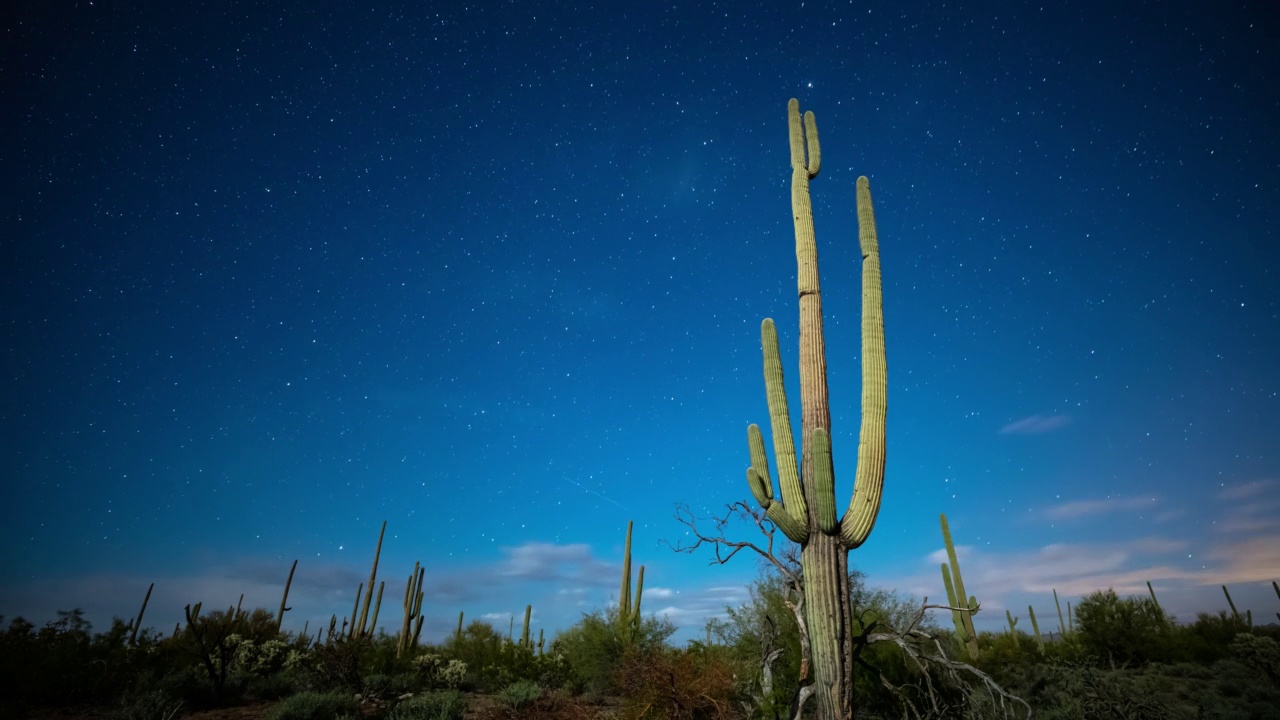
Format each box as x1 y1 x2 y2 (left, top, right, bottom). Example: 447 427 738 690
385 691 468 720
1073 589 1170 666
497 679 542 712
265 689 359 720
554 606 675 694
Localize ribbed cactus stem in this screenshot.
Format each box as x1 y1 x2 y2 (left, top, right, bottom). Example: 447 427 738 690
940 513 979 659
1006 610 1018 635
520 605 532 649
276 560 298 634
129 582 154 646
1028 606 1044 651
356 521 387 639
348 583 362 640
369 582 384 637
1053 589 1067 637
620 521 633 618
398 563 425 658
1223 584 1240 621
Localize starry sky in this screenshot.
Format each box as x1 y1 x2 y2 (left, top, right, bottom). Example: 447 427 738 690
4 1 1278 645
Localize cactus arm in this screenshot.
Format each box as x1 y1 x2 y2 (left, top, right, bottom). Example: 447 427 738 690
1006 610 1018 635
840 176 888 547
758 319 808 534
1028 606 1044 650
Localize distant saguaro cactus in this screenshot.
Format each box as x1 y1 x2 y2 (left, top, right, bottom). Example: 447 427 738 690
740 98 889 719
940 513 979 659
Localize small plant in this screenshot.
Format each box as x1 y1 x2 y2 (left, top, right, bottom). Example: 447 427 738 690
385 691 467 720
496 680 542 713
106 689 184 720
266 689 360 720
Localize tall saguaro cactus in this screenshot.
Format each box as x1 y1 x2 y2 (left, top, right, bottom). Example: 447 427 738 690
743 98 888 719
618 520 645 638
940 513 980 659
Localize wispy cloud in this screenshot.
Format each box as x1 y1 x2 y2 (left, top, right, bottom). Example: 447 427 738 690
998 414 1070 435
1044 496 1157 520
1215 480 1277 501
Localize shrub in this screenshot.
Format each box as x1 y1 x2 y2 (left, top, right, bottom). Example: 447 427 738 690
612 645 741 720
1073 589 1169 666
385 691 468 720
497 680 542 712
266 689 360 720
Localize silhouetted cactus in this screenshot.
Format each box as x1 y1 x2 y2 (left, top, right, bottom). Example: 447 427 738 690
276 559 297 633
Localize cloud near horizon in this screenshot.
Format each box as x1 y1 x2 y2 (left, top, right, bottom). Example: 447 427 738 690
998 414 1071 435
1043 496 1158 520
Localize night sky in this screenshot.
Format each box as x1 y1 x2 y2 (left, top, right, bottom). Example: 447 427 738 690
4 1 1278 644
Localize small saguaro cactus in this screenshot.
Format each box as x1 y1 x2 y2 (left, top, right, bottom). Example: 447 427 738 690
1027 605 1044 651
129 582 154 646
1006 610 1018 635
618 520 645 637
1053 588 1069 637
520 604 532 650
940 513 980 660
398 562 425 658
1273 580 1279 622
276 560 298 633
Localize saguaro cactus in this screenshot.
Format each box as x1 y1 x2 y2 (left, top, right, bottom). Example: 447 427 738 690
398 562 425 658
618 520 645 637
742 98 888 719
940 513 980 659
1005 610 1018 635
276 560 298 633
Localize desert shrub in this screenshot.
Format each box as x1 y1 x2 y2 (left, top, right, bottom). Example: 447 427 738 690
411 652 468 690
245 668 309 699
385 690 468 720
612 645 741 720
306 638 365 692
554 606 676 695
1229 632 1280 685
105 688 186 720
266 689 360 720
497 679 543 712
1073 589 1170 666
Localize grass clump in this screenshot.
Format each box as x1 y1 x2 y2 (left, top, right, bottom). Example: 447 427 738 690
265 689 359 720
385 690 468 720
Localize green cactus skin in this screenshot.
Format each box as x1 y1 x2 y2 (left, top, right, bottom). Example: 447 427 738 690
1027 605 1044 651
618 521 645 637
940 514 980 660
520 605 532 649
1146 580 1160 610
348 583 362 640
538 627 545 655
398 563 425 658
456 611 464 642
355 521 387 640
742 99 889 719
1053 589 1068 637
276 560 298 634
370 582 385 638
1006 610 1018 635
129 582 154 646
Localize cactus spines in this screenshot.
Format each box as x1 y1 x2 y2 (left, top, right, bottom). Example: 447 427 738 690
277 560 298 633
129 582 154 645
1006 610 1018 635
940 513 979 659
1028 605 1044 651
740 98 890 718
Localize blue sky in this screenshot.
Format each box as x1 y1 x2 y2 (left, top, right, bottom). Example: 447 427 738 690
3 1 1277 644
